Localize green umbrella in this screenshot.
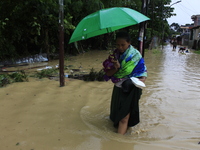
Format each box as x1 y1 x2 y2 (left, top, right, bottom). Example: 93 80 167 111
69 7 150 44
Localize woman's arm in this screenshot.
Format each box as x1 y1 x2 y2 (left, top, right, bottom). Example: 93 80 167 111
138 76 146 83
105 68 118 76
105 59 120 77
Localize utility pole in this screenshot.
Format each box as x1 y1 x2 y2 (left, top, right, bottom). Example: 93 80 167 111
59 0 65 87
138 0 149 57
162 0 181 49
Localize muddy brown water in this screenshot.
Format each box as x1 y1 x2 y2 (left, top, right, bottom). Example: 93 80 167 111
0 44 200 150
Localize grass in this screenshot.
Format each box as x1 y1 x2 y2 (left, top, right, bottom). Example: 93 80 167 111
194 50 200 54
152 48 162 54
145 48 162 54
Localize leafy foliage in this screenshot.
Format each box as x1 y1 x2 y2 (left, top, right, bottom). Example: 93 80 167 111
0 0 74 60
34 68 58 79
83 68 105 81
170 23 182 33
0 0 177 60
147 0 173 40
0 74 10 87
0 71 28 87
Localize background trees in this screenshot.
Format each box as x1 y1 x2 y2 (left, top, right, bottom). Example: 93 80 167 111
0 0 73 61
0 0 177 61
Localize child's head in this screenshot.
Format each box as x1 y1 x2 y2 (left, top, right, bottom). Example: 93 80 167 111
116 31 131 53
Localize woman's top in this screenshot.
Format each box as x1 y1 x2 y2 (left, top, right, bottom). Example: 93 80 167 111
103 45 147 84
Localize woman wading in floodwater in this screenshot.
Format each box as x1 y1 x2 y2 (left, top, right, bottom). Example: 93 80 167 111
103 31 147 135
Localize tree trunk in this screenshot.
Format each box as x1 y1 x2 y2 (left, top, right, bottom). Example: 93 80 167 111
45 29 50 61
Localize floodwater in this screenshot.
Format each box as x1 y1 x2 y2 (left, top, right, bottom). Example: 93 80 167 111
0 44 200 150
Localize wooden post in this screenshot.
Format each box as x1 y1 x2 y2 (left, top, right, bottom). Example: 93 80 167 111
138 0 148 57
59 0 65 87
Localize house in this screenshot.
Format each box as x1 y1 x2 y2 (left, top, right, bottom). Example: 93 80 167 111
180 25 191 46
189 15 200 49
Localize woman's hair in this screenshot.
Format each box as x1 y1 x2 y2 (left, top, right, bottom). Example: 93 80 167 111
116 31 131 43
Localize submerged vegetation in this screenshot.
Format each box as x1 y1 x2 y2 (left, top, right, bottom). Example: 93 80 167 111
0 71 28 87
82 68 105 81
33 67 105 81
33 68 58 79
0 67 105 87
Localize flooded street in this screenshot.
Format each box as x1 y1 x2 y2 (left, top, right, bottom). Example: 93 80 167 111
0 44 200 150
139 44 200 149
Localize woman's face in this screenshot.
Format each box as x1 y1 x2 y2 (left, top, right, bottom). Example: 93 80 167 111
116 38 130 53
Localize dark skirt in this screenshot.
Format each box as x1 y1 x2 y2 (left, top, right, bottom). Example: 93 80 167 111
110 85 142 127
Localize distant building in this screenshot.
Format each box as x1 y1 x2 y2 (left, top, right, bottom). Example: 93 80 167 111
189 15 200 49
180 25 192 46
191 15 200 26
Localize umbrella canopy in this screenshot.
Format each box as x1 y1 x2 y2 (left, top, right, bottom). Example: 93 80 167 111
69 7 150 44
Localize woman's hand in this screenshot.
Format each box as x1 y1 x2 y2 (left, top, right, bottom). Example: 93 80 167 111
111 59 120 70
105 59 120 77
139 76 146 83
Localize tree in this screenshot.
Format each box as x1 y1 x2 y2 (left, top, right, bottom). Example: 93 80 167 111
0 0 74 61
170 23 182 32
145 0 175 46
0 0 179 61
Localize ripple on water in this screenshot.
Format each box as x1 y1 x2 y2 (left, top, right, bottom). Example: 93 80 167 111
80 102 176 143
79 45 200 146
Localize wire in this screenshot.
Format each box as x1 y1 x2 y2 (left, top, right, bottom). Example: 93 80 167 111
184 0 199 14
176 4 193 17
179 3 199 14
168 0 200 25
